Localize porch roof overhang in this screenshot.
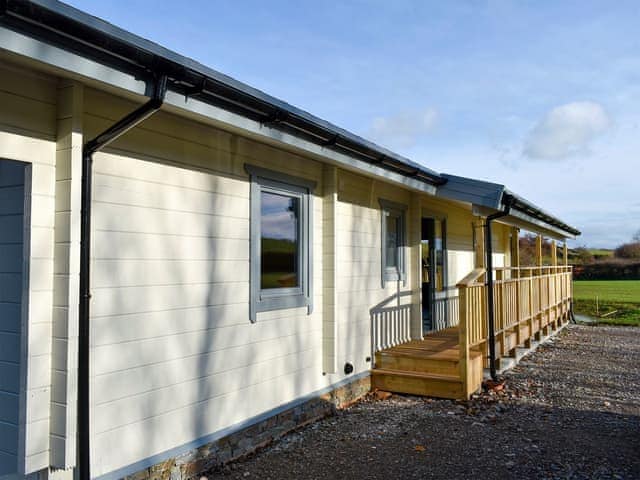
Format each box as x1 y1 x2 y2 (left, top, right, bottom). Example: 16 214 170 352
438 174 581 240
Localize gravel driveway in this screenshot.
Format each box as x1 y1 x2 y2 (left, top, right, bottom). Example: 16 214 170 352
207 325 640 480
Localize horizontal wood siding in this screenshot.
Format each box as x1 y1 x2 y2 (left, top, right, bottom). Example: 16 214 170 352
83 88 329 477
336 171 413 372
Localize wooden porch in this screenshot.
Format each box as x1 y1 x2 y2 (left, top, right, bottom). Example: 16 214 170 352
371 266 573 399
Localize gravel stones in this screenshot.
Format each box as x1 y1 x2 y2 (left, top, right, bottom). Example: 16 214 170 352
205 325 640 480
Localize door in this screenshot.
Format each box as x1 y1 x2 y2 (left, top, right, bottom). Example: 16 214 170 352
422 217 446 332
0 159 27 477
421 218 435 331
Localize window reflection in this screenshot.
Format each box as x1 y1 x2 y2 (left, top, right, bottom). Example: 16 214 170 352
260 191 299 289
385 214 398 268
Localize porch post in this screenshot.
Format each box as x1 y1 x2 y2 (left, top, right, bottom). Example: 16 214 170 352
551 240 558 267
474 218 486 269
563 242 568 266
410 192 423 340
322 164 338 373
510 227 520 272
535 234 543 269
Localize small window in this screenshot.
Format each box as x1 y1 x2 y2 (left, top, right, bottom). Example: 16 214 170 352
379 199 407 286
246 165 316 322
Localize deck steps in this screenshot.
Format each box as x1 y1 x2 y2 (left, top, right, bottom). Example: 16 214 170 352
375 351 459 376
371 327 484 400
371 368 464 399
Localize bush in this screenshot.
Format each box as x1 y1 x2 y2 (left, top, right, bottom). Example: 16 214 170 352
614 242 640 259
573 262 640 280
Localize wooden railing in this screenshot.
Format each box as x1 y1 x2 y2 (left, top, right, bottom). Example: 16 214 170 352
370 291 413 355
432 292 460 332
457 265 573 397
492 266 572 340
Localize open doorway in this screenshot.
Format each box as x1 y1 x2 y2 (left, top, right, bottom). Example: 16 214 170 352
421 217 446 332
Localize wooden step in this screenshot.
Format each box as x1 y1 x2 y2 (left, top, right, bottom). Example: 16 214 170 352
376 347 483 375
375 351 460 375
372 368 464 399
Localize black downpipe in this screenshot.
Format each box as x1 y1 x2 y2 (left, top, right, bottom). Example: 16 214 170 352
78 75 167 480
484 199 512 382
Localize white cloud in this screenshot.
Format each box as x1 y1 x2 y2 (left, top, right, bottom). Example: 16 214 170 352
523 101 610 160
367 107 438 149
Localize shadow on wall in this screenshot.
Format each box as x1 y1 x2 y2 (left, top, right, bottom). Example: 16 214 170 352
90 143 320 475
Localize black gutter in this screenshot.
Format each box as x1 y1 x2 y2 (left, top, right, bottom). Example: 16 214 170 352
484 195 514 382
78 75 167 480
1 0 445 188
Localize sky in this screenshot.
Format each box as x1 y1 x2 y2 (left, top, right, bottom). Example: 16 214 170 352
66 0 640 248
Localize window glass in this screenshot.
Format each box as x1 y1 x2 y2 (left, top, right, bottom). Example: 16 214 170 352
260 191 299 289
379 199 406 285
385 214 398 268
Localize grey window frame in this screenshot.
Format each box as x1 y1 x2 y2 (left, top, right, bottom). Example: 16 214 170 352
379 198 407 287
245 164 316 322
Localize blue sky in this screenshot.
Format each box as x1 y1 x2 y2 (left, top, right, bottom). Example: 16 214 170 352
67 0 640 247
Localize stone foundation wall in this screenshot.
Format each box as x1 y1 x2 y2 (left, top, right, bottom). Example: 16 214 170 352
124 375 371 480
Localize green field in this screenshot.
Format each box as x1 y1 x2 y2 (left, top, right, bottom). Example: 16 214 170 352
587 248 613 257
573 280 640 326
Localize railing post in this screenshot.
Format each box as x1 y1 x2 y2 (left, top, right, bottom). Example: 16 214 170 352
496 269 505 357
515 267 522 345
527 269 534 346
458 284 470 399
547 266 552 331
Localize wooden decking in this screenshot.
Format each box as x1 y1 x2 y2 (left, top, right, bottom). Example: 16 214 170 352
371 328 483 400
371 267 574 400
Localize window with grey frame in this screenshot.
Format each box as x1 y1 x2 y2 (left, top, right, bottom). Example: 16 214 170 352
245 164 316 322
379 199 407 286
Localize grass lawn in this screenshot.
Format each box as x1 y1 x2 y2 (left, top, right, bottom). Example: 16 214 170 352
573 280 640 326
587 248 613 257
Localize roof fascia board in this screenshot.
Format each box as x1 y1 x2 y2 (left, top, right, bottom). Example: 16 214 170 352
505 207 575 240
0 25 146 95
472 204 573 239
0 25 437 195
162 91 437 195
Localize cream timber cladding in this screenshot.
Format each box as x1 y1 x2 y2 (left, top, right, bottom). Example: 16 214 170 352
0 63 57 475
81 87 379 478
335 171 415 367
51 81 83 470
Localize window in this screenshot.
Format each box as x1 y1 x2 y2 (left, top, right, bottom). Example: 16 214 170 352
246 165 316 322
379 199 407 286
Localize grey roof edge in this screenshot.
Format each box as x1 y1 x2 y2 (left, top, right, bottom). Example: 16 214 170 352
4 0 443 185
502 189 581 237
438 174 580 238
438 173 506 209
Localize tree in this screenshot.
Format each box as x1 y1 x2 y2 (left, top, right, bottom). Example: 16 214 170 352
574 247 594 264
633 229 640 242
518 233 553 266
614 241 640 259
